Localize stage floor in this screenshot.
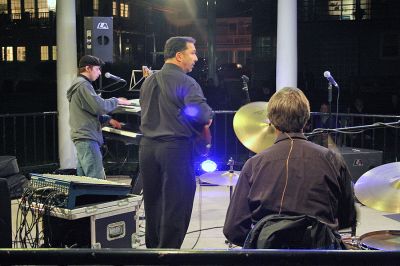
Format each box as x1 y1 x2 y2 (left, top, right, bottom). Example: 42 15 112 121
127 176 400 249
11 176 400 250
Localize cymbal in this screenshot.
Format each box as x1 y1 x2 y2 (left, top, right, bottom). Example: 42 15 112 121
355 162 400 213
199 171 240 186
233 102 276 153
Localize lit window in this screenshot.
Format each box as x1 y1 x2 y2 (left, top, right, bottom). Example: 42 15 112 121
328 0 370 20
17 47 26 61
0 0 8 14
38 0 49 15
120 3 129 18
7 47 14 61
48 0 56 11
52 46 57 60
25 0 35 18
40 46 49 61
11 0 21 20
93 0 99 16
113 1 117 16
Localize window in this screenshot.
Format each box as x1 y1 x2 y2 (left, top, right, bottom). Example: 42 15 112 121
52 45 57 60
24 0 35 18
40 46 49 61
0 0 7 14
11 0 21 19
38 0 49 17
93 0 99 16
48 0 56 11
120 2 129 18
17 46 26 61
328 0 370 20
7 47 14 61
112 1 117 16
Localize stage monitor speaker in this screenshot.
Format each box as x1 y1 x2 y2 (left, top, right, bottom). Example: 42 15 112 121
338 147 383 182
84 17 113 63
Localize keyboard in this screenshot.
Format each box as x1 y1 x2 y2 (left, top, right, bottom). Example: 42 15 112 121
102 126 142 145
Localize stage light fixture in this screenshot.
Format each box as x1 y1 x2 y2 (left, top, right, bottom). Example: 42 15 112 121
200 159 217 173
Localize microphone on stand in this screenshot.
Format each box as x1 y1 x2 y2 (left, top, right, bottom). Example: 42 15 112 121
241 75 249 84
105 72 126 83
241 75 251 103
323 71 339 88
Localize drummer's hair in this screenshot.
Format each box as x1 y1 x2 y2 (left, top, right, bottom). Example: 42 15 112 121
267 87 310 133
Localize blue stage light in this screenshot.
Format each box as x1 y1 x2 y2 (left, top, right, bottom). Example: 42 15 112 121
200 159 217 173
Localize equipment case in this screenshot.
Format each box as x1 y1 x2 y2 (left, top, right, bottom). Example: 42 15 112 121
43 195 142 249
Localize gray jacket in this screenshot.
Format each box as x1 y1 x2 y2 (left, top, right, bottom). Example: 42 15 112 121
67 75 118 145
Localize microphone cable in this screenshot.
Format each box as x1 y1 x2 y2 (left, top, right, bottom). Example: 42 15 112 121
190 177 203 249
278 133 294 215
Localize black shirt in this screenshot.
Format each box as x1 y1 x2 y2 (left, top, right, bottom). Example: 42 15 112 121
140 63 212 141
223 133 357 246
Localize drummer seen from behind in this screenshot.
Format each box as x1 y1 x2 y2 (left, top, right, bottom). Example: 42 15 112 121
223 87 357 247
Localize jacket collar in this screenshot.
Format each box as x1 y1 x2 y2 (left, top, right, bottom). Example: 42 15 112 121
162 63 185 73
274 132 307 144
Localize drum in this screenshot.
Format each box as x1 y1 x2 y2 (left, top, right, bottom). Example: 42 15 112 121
359 230 400 250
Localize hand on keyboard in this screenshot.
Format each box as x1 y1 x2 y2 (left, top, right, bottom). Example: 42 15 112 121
109 118 123 129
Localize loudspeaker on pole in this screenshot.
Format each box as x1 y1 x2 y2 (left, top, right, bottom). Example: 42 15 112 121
84 17 114 63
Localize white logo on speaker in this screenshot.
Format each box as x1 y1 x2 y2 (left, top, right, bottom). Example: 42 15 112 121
97 22 109 29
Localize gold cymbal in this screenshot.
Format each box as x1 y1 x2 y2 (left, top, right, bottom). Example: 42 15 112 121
233 101 276 153
355 162 400 213
199 171 240 186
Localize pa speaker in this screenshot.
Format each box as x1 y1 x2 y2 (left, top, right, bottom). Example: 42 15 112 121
338 147 383 182
84 17 113 63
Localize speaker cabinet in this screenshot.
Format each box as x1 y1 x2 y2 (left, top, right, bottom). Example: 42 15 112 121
84 17 113 63
338 147 383 182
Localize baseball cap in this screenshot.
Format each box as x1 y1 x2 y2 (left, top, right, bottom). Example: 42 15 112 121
78 55 105 68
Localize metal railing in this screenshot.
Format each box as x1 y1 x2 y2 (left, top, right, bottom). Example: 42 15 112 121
0 111 399 173
0 112 58 171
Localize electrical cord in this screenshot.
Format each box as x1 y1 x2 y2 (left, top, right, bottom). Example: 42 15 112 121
190 178 203 249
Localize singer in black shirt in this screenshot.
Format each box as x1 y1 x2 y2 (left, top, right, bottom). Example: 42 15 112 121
139 37 212 248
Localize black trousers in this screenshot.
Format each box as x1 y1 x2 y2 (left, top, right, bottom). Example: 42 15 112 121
139 137 196 248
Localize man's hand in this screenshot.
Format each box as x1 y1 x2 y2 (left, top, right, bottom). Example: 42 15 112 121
109 118 123 129
117 97 131 105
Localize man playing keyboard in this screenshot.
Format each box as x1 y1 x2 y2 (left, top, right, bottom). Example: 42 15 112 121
67 55 131 179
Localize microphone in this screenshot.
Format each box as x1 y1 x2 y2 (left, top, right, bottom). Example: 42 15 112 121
105 72 126 82
323 71 339 88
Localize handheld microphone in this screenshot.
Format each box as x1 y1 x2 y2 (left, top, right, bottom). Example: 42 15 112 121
105 72 126 83
323 71 339 88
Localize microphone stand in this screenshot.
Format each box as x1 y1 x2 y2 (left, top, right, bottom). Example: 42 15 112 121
102 80 125 91
327 82 333 128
